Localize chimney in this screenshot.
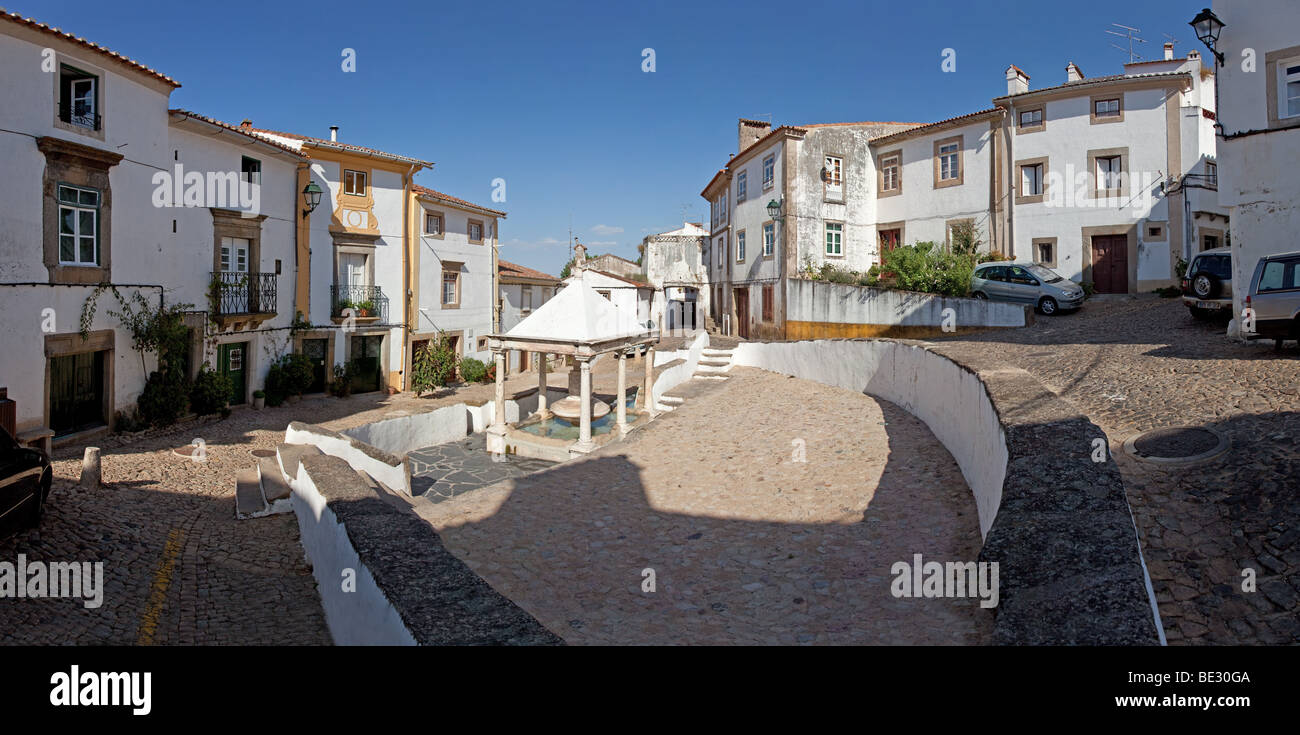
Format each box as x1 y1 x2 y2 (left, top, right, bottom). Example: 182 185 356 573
1005 65 1030 96
329 126 339 142
1188 49 1201 63
1164 42 1175 61
239 119 252 129
1065 62 1084 82
738 118 771 153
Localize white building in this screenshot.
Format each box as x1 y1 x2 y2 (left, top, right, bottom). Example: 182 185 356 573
641 222 709 333
497 258 560 373
1210 0 1300 331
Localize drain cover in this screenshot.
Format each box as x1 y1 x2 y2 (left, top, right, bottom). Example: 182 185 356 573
1123 426 1229 464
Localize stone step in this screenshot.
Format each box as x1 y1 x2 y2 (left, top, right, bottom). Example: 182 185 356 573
235 468 268 519
277 443 322 482
701 349 734 357
693 374 730 381
698 357 731 366
257 457 292 503
696 363 730 373
653 402 676 412
658 395 685 405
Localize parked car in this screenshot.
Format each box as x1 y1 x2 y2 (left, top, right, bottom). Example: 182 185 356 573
1243 250 1300 347
0 426 51 539
1182 247 1234 320
970 262 1084 315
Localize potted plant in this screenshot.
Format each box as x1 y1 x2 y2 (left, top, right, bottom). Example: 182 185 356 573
252 389 266 410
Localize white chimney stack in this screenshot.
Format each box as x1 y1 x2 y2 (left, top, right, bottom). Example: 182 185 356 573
1005 65 1030 96
329 126 338 142
1065 62 1084 82
1164 42 1174 60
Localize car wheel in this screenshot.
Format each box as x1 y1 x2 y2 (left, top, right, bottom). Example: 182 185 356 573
29 471 50 528
972 291 987 300
1038 296 1058 315
1189 306 1210 320
1191 272 1220 299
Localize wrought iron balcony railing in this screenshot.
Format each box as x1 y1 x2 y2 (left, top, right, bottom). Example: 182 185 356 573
57 102 101 131
211 271 277 316
331 284 388 322
1182 172 1218 190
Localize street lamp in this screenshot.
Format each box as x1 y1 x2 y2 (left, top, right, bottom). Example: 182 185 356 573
301 181 322 217
766 198 784 222
1189 8 1225 65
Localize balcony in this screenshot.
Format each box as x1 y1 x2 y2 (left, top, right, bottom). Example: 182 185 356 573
57 102 101 131
331 284 389 324
210 271 277 330
1181 172 1218 190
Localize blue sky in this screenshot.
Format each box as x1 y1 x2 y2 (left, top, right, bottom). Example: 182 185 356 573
23 0 1207 274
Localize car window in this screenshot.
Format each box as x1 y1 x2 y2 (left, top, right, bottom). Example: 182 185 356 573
1259 261 1298 292
1008 266 1038 285
1196 255 1232 279
978 266 1003 282
0 427 17 456
1025 264 1064 283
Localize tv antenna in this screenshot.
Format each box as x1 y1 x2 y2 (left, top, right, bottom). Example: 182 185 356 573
1105 23 1147 63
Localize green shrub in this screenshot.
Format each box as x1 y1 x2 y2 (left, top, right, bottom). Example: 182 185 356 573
1081 281 1096 298
868 241 974 297
410 337 459 396
459 357 488 383
281 353 315 395
264 363 288 406
329 361 353 398
191 363 233 417
138 369 190 426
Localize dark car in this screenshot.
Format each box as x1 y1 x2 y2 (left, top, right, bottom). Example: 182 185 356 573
1182 247 1233 320
0 426 52 538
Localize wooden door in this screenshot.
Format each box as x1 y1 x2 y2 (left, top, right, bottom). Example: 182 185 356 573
1091 235 1128 294
302 338 327 393
734 287 749 339
49 351 105 435
218 342 247 405
349 335 383 393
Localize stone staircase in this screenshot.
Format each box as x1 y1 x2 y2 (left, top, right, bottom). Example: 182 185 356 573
652 347 737 412
235 444 321 519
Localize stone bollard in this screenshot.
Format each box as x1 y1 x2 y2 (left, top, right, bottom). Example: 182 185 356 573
79 447 102 489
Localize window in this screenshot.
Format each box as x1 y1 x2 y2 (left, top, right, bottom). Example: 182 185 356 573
424 211 443 236
1258 260 1299 292
523 288 533 312
1091 96 1123 123
824 155 843 200
58 65 99 130
597 289 612 300
1021 163 1043 196
343 169 367 196
220 237 250 273
737 171 747 202
1205 162 1218 185
761 284 773 322
718 195 727 224
715 236 725 267
736 230 746 262
762 154 775 189
825 222 843 256
1148 225 1164 239
1280 59 1300 119
1096 155 1123 192
468 219 485 243
879 153 900 194
240 157 261 186
1019 108 1042 128
1202 233 1220 251
1033 238 1057 268
442 269 460 307
935 137 961 187
57 184 99 265
762 222 775 258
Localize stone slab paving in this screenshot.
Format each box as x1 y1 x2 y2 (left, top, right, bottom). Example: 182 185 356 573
934 297 1300 645
413 368 994 645
408 434 554 503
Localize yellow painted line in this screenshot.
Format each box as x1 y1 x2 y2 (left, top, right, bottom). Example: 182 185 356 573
136 528 184 646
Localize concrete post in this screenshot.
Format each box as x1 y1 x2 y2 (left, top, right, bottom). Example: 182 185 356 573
576 358 594 452
537 352 550 418
616 350 627 434
487 349 507 454
642 344 655 415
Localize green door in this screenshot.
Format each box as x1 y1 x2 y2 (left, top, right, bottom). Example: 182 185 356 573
350 335 383 394
302 338 328 393
49 351 105 436
218 342 247 405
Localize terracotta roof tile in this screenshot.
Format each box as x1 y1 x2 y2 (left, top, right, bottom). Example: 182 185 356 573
869 108 1004 143
169 110 308 158
498 259 559 282
2 9 180 87
412 184 506 217
246 126 433 168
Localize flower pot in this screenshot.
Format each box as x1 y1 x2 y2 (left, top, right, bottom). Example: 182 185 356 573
253 396 265 410
287 394 301 405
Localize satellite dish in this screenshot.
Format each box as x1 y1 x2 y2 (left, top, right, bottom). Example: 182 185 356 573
819 167 830 182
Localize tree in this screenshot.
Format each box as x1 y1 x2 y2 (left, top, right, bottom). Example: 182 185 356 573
558 257 576 279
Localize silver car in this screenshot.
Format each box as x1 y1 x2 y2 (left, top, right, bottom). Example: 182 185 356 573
970 262 1084 315
1244 250 1300 347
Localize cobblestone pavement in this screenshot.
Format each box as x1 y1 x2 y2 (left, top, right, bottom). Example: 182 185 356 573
409 434 554 502
414 368 994 645
935 296 1300 645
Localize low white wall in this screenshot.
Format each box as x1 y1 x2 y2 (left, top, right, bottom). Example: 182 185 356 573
786 279 1029 329
468 400 522 433
731 340 1007 537
342 403 471 454
651 331 710 407
287 461 418 646
285 423 409 495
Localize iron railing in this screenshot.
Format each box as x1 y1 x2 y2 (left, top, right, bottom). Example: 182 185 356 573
211 271 277 316
57 102 101 131
1182 172 1218 189
331 284 388 322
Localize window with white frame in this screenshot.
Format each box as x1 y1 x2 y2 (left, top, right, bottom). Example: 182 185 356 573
737 171 747 202
523 288 533 312
1094 98 1121 118
1096 155 1123 191
762 154 775 189
938 141 960 181
736 230 746 262
220 236 250 273
343 169 367 196
58 184 100 265
59 65 99 130
825 222 843 256
715 236 724 267
468 219 484 243
880 155 899 192
1019 108 1042 128
1021 163 1043 196
1280 58 1300 119
824 156 843 200
762 222 775 258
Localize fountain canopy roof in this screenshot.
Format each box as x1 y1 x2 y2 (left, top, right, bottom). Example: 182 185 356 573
489 270 658 357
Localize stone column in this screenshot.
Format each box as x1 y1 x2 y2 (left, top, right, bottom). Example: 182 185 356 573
642 344 655 415
616 350 627 434
575 357 595 453
487 349 507 454
536 351 550 418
